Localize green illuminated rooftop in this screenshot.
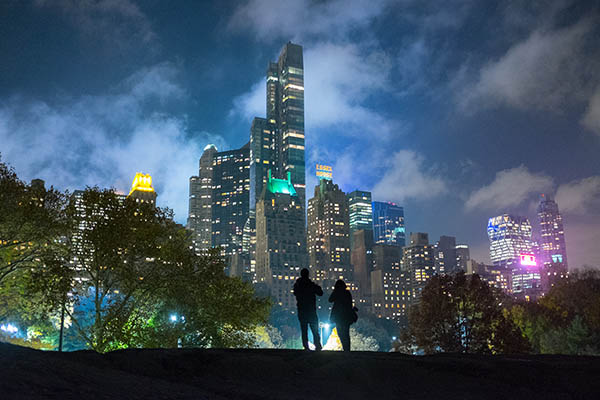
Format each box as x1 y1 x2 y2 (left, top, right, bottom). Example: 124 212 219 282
266 170 297 196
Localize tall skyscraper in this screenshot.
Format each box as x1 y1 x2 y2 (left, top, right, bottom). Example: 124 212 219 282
250 42 305 211
403 232 436 300
307 179 351 285
128 172 157 205
351 229 374 306
370 244 411 324
255 171 307 309
487 214 541 299
211 145 250 256
455 244 470 273
347 190 373 240
188 144 217 251
188 143 250 262
434 235 457 276
537 194 568 290
372 201 405 247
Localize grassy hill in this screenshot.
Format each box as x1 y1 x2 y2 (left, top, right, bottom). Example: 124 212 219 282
2 342 599 399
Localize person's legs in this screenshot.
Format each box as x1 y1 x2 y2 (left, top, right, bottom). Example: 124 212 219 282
309 319 321 350
299 319 310 349
338 323 351 351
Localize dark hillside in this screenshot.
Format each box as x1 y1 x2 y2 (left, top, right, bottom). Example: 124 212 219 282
2 342 599 399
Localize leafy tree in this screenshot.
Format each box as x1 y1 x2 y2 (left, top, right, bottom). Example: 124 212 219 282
33 187 270 352
350 328 379 351
403 273 527 354
506 270 600 355
0 157 68 284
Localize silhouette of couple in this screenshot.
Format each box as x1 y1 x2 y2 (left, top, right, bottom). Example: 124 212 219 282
293 268 357 351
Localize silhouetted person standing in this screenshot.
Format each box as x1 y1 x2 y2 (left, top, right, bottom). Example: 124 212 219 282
329 279 355 351
293 268 323 350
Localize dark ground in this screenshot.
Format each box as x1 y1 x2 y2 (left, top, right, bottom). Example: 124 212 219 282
2 342 600 399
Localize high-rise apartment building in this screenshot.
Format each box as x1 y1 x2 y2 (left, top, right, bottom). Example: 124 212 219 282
188 144 250 261
351 229 374 305
434 235 457 276
347 190 373 240
372 201 405 247
455 244 470 273
307 179 351 285
211 145 250 255
370 244 411 324
255 171 307 309
402 232 436 300
188 144 217 251
537 194 568 290
250 43 305 211
487 214 541 299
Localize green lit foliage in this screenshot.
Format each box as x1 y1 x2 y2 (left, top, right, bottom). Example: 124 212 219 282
507 270 600 355
254 325 284 349
30 187 269 352
402 272 527 354
350 328 379 351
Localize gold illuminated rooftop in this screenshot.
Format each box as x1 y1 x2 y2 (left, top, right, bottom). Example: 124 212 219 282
128 172 155 196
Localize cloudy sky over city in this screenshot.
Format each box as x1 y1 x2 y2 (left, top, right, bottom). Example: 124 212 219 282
1 0 599 267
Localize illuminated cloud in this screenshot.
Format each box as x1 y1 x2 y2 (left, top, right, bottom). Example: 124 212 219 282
371 150 447 203
459 20 594 112
582 87 600 136
555 176 600 215
0 63 226 223
465 166 553 211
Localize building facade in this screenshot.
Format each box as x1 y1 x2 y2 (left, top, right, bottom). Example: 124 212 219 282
402 232 436 300
372 201 405 247
255 171 307 309
188 144 250 267
487 214 541 299
537 194 568 291
347 190 373 240
188 144 217 251
307 179 351 285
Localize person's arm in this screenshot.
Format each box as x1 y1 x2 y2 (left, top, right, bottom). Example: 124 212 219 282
293 281 298 297
328 290 335 303
315 283 323 297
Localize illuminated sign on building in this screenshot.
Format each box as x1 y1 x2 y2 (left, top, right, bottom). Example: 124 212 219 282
520 254 536 266
129 172 155 196
551 254 563 263
316 164 332 180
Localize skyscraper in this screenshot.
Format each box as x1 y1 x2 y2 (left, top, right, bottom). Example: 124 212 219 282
487 214 541 299
537 194 568 290
434 235 457 276
403 233 436 300
128 172 157 205
370 244 411 324
268 42 306 208
255 171 307 309
347 190 373 240
250 42 305 211
455 244 470 273
372 201 405 247
307 179 351 285
211 144 250 256
188 144 217 251
188 143 250 262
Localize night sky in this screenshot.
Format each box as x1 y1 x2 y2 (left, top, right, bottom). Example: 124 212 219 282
1 0 599 268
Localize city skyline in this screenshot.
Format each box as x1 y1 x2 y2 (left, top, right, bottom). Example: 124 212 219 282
1 1 599 269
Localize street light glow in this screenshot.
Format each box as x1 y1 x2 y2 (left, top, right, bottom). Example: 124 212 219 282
170 314 177 322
